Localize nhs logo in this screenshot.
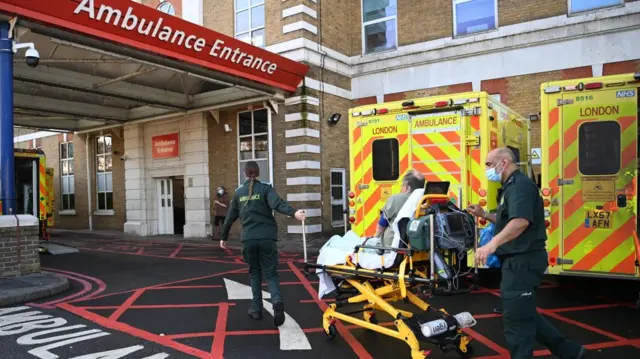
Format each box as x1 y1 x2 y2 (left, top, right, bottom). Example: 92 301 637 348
616 90 635 98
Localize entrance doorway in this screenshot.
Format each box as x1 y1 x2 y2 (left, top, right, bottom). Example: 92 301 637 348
15 157 38 217
156 177 185 235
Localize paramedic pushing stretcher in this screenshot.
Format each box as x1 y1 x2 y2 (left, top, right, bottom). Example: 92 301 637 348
467 148 588 359
220 161 306 327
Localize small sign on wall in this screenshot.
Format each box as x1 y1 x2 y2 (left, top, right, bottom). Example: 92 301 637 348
152 133 180 159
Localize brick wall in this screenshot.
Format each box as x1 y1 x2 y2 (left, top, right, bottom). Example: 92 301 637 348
203 0 233 36
0 217 40 279
498 0 566 27
317 0 352 56
398 0 452 46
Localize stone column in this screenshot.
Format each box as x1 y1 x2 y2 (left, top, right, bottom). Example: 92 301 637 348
123 123 149 236
183 114 212 238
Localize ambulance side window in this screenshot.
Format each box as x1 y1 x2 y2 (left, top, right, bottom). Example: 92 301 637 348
372 139 400 181
578 121 621 176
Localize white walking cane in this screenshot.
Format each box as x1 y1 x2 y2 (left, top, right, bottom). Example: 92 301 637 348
301 219 307 263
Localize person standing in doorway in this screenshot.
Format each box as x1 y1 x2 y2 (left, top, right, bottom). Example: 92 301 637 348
220 161 306 327
213 186 229 239
467 147 588 359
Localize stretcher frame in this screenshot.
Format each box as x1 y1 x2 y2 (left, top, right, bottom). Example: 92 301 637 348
303 194 476 359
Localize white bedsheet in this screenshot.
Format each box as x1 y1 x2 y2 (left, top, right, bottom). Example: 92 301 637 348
315 189 425 298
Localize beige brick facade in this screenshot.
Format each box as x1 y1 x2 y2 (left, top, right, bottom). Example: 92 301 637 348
11 0 640 241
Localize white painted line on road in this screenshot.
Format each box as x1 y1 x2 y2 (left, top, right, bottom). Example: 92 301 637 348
223 278 312 351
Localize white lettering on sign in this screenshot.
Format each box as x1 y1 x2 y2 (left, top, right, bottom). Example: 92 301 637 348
0 306 170 359
73 0 278 75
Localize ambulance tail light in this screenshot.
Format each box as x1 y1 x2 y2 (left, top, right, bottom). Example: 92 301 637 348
479 218 487 226
479 199 487 207
541 188 551 197
349 216 356 223
349 200 355 207
377 108 389 114
478 189 487 197
348 191 355 199
435 101 449 108
545 220 551 228
544 199 551 207
585 82 603 90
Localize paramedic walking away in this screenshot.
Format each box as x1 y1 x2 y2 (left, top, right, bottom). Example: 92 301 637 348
213 186 229 239
220 161 306 327
467 147 588 359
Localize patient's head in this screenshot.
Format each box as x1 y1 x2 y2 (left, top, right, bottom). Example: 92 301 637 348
401 169 425 193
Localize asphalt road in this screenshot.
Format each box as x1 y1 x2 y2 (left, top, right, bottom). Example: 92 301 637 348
2 235 640 359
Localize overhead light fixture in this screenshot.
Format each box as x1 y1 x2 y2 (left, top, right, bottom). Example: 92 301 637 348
328 113 341 125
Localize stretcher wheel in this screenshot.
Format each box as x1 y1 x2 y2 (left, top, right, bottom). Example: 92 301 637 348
456 342 474 358
325 323 337 339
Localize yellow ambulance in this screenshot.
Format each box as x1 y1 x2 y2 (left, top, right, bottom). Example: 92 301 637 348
539 73 640 285
347 91 532 245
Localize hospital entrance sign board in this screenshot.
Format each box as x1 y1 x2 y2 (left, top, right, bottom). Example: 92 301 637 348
152 133 179 159
0 0 309 92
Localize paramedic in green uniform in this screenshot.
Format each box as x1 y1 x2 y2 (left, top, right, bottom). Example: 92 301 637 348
467 147 588 359
220 161 306 327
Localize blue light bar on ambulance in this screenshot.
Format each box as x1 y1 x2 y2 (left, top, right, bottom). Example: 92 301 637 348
543 86 561 94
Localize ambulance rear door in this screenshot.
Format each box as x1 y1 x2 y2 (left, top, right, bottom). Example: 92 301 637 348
356 111 410 237
410 110 465 206
559 86 638 276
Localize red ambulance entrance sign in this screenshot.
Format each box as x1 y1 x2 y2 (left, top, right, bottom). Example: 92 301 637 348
152 133 179 159
0 0 309 92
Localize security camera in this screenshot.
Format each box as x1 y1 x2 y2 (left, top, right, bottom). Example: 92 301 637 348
25 48 39 68
13 42 40 68
120 154 128 161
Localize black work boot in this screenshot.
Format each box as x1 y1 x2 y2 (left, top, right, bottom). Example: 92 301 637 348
248 307 262 320
273 300 285 327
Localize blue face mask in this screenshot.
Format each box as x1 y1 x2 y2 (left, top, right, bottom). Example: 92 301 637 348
485 161 504 183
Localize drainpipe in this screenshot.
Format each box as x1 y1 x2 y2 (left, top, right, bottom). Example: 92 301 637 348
0 22 16 214
86 134 93 230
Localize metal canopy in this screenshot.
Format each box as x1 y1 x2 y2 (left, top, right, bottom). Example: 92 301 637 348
7 18 285 133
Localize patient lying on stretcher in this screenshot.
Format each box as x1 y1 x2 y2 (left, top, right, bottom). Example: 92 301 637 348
315 170 426 298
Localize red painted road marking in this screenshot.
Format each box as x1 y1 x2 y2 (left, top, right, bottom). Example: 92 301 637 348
30 272 92 309
43 267 108 300
539 309 628 341
109 289 145 321
210 303 230 359
150 285 223 290
70 267 249 304
287 261 374 359
169 244 183 257
463 327 510 357
58 303 211 359
79 303 237 310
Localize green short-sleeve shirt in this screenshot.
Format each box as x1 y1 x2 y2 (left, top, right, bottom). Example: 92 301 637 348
494 170 547 257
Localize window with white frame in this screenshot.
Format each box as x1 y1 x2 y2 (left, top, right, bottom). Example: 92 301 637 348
96 135 113 211
568 0 623 14
60 142 75 211
330 169 347 227
362 0 398 54
453 0 498 37
235 0 265 48
238 108 271 186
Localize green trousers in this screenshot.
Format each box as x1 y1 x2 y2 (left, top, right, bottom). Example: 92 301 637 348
500 250 583 359
242 239 282 310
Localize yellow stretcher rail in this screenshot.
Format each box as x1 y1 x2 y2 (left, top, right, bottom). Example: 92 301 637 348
304 194 477 359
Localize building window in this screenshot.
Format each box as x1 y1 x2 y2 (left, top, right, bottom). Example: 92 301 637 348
372 139 400 181
235 0 265 48
453 0 498 37
157 1 176 15
330 169 347 228
578 121 621 176
362 0 398 54
568 0 623 14
96 135 113 211
238 108 272 186
60 142 75 211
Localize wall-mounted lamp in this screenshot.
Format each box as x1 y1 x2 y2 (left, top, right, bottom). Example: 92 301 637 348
529 114 540 122
327 113 341 125
224 124 232 133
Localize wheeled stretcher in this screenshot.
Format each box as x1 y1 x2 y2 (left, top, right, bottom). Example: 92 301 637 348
304 188 479 359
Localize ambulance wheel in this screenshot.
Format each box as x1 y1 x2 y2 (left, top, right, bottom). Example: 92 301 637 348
325 323 337 339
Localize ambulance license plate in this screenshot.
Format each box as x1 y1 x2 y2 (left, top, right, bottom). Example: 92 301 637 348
585 210 612 229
